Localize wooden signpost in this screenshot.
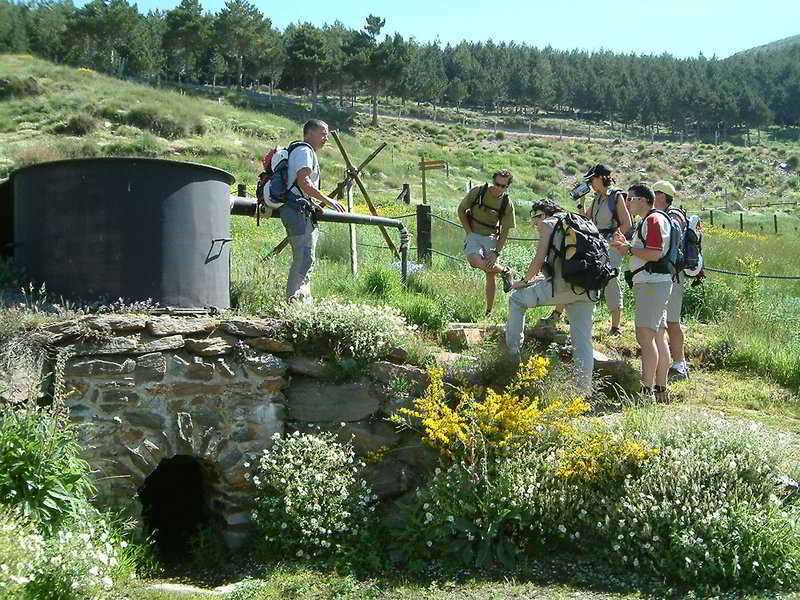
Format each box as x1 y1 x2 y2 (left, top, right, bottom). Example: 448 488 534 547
419 156 448 205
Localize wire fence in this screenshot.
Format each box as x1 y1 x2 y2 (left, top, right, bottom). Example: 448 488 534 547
430 213 539 242
703 267 800 280
426 208 800 280
349 203 800 282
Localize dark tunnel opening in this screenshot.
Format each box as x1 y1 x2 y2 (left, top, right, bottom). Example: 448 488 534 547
138 454 213 562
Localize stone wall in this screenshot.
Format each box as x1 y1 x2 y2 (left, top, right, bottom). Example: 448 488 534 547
25 314 436 548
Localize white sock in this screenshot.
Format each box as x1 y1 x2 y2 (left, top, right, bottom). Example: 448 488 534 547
672 360 686 371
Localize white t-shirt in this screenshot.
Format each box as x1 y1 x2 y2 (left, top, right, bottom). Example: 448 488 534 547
286 144 319 198
630 211 672 284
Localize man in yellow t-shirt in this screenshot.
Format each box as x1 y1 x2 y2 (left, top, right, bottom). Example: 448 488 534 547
457 169 516 316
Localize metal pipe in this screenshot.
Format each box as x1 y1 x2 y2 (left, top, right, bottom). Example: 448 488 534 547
229 196 410 282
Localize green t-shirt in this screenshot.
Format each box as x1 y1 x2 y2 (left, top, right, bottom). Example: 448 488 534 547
458 185 516 236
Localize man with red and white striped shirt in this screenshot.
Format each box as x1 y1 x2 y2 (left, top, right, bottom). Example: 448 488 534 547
611 183 673 402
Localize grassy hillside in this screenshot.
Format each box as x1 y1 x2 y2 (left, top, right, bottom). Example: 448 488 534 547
2 53 800 385
3 54 800 600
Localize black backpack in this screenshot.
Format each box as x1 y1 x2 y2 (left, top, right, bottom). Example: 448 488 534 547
467 184 510 234
544 212 618 301
630 209 681 279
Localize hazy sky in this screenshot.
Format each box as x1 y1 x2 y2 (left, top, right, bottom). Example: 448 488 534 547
101 0 800 59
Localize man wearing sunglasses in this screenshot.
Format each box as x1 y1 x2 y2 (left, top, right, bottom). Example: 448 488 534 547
457 170 516 316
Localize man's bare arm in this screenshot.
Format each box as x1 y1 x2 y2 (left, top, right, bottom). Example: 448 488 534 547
294 167 344 212
513 226 552 288
615 193 633 234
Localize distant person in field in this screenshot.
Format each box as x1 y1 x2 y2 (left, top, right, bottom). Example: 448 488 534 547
652 180 690 380
611 183 672 403
543 164 631 335
280 119 345 302
506 199 596 395
457 170 516 316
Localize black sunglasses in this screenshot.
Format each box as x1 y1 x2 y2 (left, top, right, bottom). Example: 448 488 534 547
493 181 510 188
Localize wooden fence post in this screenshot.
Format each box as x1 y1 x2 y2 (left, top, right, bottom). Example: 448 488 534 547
237 183 247 197
346 179 357 278
417 204 432 265
421 155 427 205
710 210 714 226
739 213 744 232
774 214 778 235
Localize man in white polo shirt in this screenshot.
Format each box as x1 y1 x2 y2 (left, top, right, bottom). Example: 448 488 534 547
279 119 345 302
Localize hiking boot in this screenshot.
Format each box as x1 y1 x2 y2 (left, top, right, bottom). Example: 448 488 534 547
500 268 514 294
638 386 655 404
668 365 690 382
538 309 562 328
654 385 670 403
608 326 621 337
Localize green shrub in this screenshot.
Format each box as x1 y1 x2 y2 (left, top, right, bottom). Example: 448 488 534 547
188 524 228 571
505 413 800 589
228 578 267 600
251 431 375 560
0 404 95 533
275 300 411 361
0 75 43 100
360 265 402 300
390 460 521 571
682 278 739 322
0 508 44 596
787 155 800 170
54 114 97 136
124 105 195 139
397 294 451 334
105 133 164 157
26 511 132 600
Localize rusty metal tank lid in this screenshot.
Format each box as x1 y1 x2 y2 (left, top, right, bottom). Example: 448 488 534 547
9 157 236 185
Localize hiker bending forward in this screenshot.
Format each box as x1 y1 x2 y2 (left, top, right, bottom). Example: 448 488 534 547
457 170 515 316
505 200 595 394
279 119 345 302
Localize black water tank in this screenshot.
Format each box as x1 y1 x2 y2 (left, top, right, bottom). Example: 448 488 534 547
0 178 12 258
11 158 235 309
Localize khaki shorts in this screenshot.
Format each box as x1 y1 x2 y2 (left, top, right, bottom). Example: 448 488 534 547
666 278 684 323
463 232 497 259
634 281 672 330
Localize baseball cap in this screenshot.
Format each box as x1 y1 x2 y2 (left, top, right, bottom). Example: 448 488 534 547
583 164 612 180
652 180 676 197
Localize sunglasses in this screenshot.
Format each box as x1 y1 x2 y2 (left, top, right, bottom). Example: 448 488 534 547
493 181 510 189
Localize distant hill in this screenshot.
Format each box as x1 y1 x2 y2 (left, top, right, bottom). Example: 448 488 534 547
732 33 800 57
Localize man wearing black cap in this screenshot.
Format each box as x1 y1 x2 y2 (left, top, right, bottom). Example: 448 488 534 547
582 164 631 334
542 164 631 334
